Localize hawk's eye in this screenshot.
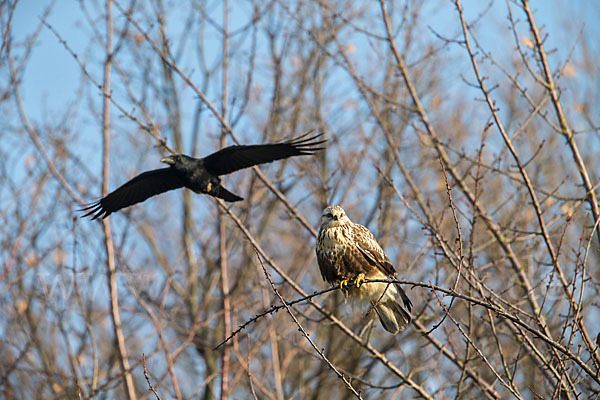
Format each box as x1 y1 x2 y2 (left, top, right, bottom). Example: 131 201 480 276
325 213 333 219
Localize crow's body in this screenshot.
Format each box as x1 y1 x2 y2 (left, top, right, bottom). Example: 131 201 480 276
82 133 324 219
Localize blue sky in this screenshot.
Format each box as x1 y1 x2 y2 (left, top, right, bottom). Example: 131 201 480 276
13 0 599 144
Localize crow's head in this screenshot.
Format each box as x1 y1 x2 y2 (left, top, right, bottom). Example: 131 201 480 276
160 154 196 170
160 154 181 166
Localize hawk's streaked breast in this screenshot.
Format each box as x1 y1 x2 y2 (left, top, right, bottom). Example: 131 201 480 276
319 224 352 251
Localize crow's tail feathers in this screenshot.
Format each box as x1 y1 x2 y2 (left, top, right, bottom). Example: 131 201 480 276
215 186 244 202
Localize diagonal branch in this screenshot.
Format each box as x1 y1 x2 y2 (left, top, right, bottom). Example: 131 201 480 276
520 0 600 246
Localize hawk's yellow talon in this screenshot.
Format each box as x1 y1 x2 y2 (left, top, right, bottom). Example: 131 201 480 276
355 275 365 288
339 279 349 289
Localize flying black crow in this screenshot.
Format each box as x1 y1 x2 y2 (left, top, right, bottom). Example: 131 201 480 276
82 132 325 219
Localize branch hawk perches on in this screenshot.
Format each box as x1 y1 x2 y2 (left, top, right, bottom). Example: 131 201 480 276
316 205 412 334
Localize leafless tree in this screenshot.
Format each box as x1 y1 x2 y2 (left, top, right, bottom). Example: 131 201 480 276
2 0 599 398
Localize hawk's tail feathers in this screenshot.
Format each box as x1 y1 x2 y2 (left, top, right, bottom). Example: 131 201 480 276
360 279 412 334
373 299 411 334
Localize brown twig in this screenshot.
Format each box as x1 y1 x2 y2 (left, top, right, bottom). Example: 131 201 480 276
142 353 161 400
422 157 464 335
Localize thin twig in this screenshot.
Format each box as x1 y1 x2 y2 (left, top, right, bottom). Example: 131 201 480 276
423 157 464 335
142 354 161 400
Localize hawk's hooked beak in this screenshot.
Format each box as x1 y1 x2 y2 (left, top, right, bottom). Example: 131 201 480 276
333 215 339 221
161 156 175 165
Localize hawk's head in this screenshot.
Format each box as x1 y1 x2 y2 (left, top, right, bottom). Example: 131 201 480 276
320 205 352 228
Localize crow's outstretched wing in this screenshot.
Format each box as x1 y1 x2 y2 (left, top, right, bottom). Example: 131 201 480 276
81 168 185 220
203 132 326 176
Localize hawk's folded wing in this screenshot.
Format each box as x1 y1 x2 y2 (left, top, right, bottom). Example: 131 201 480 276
352 224 396 276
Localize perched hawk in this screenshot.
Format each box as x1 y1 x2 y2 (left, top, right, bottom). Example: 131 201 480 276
316 205 412 333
